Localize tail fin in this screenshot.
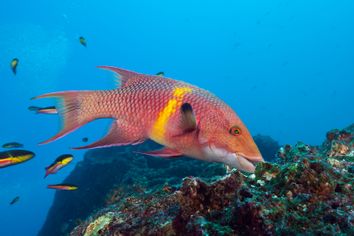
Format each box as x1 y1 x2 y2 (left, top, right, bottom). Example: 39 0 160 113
32 90 96 144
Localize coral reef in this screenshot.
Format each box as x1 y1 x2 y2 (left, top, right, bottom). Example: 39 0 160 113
39 127 353 236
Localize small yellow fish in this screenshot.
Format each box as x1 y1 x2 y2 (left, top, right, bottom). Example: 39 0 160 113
156 71 164 77
47 184 78 191
79 36 87 47
44 154 73 178
0 150 35 168
2 142 24 149
10 58 19 75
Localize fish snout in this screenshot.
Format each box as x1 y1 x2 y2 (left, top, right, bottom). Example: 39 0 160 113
234 152 264 173
239 143 264 163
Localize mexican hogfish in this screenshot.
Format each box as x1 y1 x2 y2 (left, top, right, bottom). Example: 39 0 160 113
34 66 263 172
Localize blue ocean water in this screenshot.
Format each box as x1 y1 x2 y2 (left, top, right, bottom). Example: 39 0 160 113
0 0 353 235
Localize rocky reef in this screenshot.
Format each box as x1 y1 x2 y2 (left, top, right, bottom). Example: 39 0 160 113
39 127 353 236
38 141 227 236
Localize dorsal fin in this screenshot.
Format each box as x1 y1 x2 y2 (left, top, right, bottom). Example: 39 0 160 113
97 66 148 87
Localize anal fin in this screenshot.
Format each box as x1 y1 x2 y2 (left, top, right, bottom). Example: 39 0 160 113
136 147 183 158
73 120 146 149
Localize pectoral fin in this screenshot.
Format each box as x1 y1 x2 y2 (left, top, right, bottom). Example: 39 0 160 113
136 147 183 158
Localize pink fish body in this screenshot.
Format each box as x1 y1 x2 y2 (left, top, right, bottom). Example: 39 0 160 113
34 66 263 172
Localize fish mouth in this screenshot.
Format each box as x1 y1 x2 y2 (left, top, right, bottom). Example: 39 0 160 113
234 153 264 173
202 145 263 173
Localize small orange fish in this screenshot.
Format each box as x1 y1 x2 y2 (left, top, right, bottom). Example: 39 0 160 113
34 66 263 172
47 184 78 191
44 154 73 178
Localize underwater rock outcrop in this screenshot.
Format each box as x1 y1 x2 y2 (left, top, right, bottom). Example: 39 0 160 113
38 141 227 236
253 134 280 161
39 128 353 236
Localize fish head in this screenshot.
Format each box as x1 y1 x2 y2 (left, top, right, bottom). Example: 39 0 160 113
198 106 263 173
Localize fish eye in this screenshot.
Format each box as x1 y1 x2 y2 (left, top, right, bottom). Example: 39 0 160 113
229 126 242 136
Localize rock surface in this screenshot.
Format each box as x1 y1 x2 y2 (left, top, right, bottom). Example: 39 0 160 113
38 141 226 236
39 127 353 236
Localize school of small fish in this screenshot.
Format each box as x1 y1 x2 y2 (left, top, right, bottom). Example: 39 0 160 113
0 144 76 204
3 37 90 204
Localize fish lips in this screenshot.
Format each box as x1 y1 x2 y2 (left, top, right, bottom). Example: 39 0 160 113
204 145 263 173
234 153 264 173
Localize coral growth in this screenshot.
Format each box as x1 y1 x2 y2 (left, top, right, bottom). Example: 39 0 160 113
83 212 114 236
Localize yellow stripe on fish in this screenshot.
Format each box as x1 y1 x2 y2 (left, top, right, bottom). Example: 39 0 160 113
11 154 33 164
151 87 192 143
